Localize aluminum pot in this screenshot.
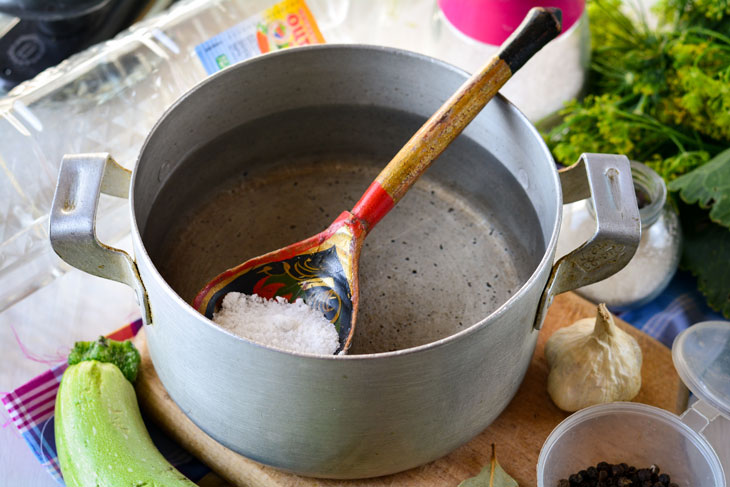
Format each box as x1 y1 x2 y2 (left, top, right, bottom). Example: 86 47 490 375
49 45 640 478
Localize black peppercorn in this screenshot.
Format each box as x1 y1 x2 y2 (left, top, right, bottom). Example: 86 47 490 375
637 468 652 482
557 462 677 487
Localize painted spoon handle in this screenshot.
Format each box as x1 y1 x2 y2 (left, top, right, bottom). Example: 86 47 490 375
351 7 562 230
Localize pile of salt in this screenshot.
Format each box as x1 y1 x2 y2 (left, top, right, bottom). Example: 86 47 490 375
212 293 339 355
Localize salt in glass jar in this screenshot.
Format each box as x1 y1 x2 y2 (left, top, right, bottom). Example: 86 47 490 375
555 160 682 310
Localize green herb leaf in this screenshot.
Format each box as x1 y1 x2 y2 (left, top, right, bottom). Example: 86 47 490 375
544 0 730 182
679 204 730 318
669 147 730 229
459 444 518 487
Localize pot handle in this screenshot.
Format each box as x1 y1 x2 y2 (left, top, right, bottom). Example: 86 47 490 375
50 153 152 325
533 153 640 330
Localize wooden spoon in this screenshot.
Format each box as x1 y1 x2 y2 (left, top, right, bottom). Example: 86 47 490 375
193 7 562 353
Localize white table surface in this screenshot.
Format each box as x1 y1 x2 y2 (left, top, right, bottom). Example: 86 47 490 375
0 0 588 484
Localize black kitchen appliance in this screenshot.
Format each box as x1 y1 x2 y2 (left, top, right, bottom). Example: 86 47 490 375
0 0 154 91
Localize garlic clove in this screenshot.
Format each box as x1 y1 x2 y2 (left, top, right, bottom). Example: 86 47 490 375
545 303 643 412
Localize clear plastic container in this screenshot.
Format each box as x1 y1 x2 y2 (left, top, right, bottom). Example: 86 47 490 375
673 321 730 486
0 0 349 312
537 402 726 487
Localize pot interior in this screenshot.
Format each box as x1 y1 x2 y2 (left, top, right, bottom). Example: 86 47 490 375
142 102 545 354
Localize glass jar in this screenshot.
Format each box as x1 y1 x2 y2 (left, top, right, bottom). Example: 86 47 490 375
555 161 682 310
428 0 590 123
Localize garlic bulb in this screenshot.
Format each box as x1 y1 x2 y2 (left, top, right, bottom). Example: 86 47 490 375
545 303 642 412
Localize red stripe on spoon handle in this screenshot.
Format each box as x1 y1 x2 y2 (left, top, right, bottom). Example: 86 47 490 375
351 181 395 230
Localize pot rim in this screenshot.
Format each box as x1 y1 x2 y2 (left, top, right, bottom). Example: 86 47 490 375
129 44 562 360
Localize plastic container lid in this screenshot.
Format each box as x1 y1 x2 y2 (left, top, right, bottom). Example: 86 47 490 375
673 321 730 417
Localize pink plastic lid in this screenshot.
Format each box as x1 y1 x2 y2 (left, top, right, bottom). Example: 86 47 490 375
438 0 585 45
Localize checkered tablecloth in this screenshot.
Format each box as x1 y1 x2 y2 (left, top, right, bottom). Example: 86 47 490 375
616 270 725 348
1 319 209 485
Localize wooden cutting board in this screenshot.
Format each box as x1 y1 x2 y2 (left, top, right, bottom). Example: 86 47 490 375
132 292 688 487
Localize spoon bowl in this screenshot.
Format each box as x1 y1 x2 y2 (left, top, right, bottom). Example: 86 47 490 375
193 210 365 350
193 7 563 352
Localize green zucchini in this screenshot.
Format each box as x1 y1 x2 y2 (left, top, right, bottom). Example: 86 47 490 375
55 338 196 487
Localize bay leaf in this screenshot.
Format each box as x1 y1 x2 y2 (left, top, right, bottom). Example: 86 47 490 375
459 444 518 487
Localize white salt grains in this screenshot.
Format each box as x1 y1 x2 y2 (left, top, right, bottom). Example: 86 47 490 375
212 293 339 355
